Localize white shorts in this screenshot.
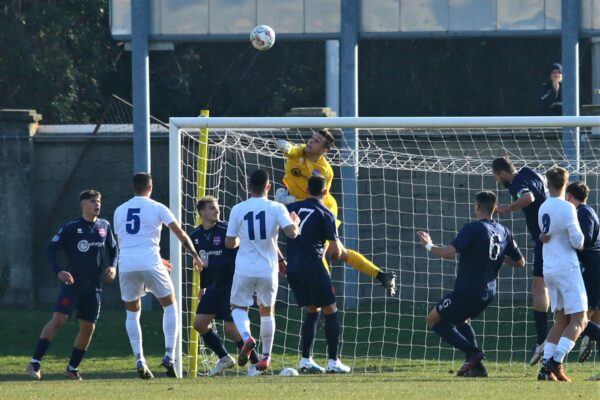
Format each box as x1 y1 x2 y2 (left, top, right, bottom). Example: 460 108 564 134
119 268 174 302
230 274 278 307
544 266 588 314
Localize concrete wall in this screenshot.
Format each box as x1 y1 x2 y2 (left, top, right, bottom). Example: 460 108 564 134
0 110 40 306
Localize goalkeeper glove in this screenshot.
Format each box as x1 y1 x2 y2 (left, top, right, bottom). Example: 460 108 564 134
275 188 296 205
275 139 292 154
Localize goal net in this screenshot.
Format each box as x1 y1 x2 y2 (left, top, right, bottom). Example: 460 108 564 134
169 117 600 377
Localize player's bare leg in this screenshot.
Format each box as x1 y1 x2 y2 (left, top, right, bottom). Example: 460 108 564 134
579 310 599 363
124 298 153 379
544 310 587 382
531 277 549 366
28 312 69 380
194 314 235 376
64 320 95 380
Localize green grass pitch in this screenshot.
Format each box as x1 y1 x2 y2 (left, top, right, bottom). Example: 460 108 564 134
1 307 597 399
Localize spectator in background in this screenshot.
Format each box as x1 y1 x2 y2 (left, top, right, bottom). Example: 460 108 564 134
539 63 563 116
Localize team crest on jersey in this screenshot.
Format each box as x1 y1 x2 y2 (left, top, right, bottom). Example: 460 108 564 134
98 228 106 237
78 240 90 252
291 168 302 177
312 169 321 176
213 236 221 246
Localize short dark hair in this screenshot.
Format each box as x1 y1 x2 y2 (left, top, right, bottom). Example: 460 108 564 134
491 157 516 174
249 169 269 194
196 195 218 213
317 129 335 150
79 189 101 201
566 180 589 202
132 172 152 194
308 175 327 197
475 190 496 215
545 167 569 191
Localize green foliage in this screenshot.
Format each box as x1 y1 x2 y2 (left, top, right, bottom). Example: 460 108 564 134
0 0 120 123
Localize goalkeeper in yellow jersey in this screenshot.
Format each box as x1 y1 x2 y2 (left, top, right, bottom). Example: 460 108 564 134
274 128 397 296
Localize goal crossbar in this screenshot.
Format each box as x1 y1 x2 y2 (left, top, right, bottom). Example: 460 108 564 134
170 115 600 129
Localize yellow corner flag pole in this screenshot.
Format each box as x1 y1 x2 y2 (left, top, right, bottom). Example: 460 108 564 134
188 109 209 378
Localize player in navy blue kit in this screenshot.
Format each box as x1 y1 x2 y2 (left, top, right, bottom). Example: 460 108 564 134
564 182 600 376
285 175 351 374
417 191 524 377
190 196 261 377
492 157 550 370
27 190 118 380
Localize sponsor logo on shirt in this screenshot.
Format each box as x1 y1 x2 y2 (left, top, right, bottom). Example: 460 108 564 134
77 228 83 234
213 236 221 246
312 169 321 176
77 240 104 252
199 249 223 260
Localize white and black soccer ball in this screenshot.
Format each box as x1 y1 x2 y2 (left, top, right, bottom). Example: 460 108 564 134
250 25 276 50
279 367 299 377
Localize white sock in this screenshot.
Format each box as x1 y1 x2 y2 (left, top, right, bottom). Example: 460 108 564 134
260 315 275 358
162 303 178 360
553 337 576 363
231 309 251 341
543 341 557 361
126 310 144 362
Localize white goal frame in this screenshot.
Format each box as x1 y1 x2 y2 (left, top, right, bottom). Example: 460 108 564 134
168 115 600 377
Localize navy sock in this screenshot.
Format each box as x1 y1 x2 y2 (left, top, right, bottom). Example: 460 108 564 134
236 340 259 364
582 321 600 342
456 323 478 349
68 347 86 369
32 338 51 362
432 320 479 357
201 329 228 359
301 312 319 358
324 312 340 360
533 310 548 345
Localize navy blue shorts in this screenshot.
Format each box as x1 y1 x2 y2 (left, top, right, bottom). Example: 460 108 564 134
582 263 600 309
532 240 544 277
287 271 336 308
54 284 101 324
436 291 493 325
195 286 233 321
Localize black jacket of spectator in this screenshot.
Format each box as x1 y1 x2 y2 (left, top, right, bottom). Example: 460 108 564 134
539 81 562 116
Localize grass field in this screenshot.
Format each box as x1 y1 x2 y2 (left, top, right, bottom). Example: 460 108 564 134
1 307 598 399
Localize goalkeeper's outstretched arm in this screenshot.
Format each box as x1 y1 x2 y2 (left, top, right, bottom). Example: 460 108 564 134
275 139 292 155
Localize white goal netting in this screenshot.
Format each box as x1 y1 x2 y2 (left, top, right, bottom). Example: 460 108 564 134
173 120 599 375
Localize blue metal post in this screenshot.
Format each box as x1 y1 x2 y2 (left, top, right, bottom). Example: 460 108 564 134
131 0 151 174
561 0 580 176
340 0 360 309
326 40 340 116
131 0 152 312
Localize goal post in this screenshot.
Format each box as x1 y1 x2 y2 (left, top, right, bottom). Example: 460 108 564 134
169 115 600 378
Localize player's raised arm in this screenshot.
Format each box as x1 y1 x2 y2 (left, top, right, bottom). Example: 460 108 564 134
417 231 457 259
168 221 204 271
496 191 535 214
282 211 300 239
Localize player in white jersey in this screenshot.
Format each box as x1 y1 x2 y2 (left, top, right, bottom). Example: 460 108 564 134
537 167 587 382
225 169 299 372
114 173 202 379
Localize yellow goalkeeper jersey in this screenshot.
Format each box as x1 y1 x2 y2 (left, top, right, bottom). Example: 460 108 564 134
283 144 339 219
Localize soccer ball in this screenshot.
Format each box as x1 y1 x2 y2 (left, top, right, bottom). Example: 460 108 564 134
250 25 276 50
279 367 299 377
